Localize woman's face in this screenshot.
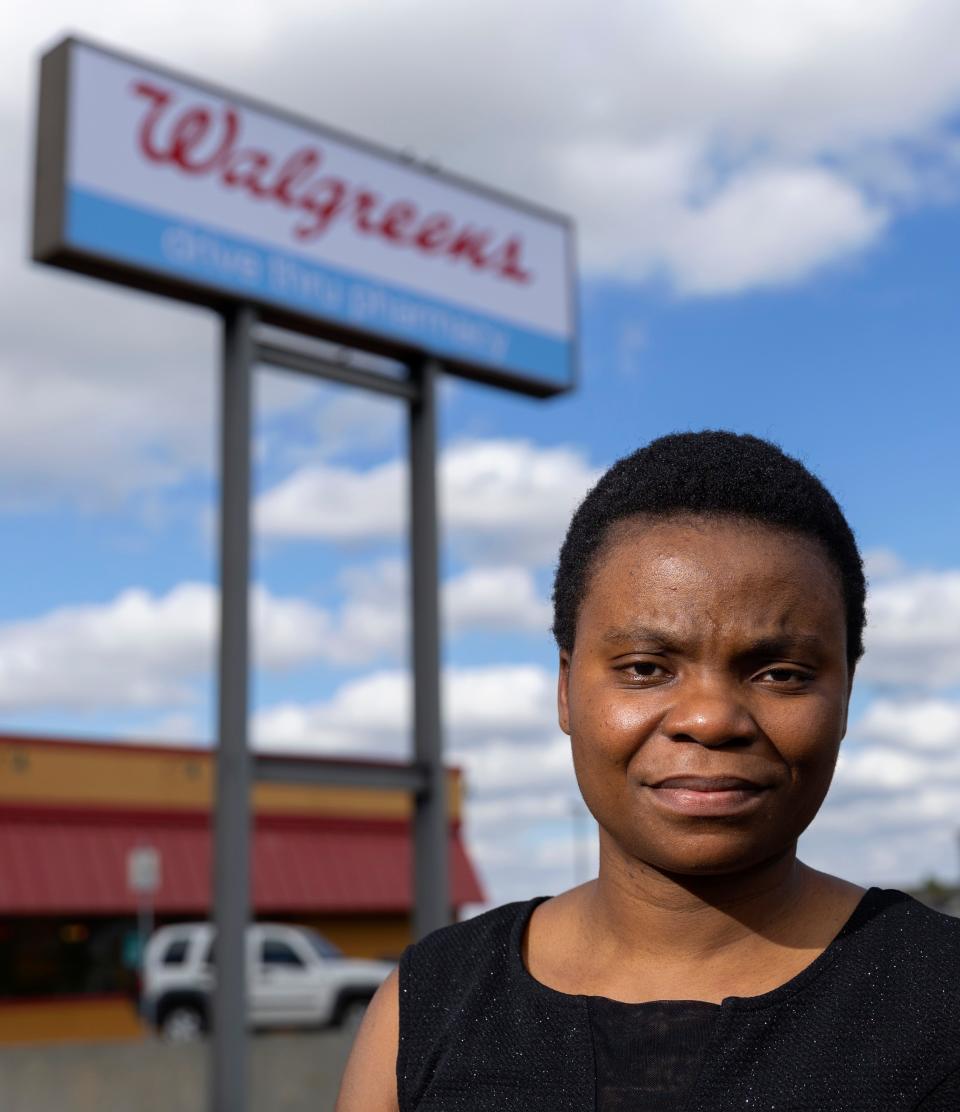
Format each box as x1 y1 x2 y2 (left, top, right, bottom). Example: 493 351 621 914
559 515 852 876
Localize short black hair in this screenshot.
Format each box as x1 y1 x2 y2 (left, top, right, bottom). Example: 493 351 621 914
552 430 866 668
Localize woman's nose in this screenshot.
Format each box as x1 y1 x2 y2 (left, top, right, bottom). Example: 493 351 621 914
660 675 758 748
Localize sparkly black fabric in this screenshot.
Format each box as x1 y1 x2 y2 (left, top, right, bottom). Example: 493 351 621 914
588 996 719 1109
397 888 960 1111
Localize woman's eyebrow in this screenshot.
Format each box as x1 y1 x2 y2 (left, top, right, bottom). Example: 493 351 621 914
599 628 827 655
740 633 825 658
601 624 685 648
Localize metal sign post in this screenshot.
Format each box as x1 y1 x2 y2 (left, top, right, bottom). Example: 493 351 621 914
409 359 448 938
211 305 256 1111
207 315 449 1112
127 844 161 964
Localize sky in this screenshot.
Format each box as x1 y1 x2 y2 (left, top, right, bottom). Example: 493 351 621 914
3 1 960 908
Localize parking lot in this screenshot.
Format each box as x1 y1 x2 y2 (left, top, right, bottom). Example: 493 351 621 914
0 1028 355 1112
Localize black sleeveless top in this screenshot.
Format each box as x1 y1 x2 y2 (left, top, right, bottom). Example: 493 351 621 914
398 889 960 1111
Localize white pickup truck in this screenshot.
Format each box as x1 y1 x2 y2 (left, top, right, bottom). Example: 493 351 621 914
141 921 393 1041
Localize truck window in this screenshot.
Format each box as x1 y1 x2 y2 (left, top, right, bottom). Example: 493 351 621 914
162 938 190 966
262 939 305 967
303 930 343 960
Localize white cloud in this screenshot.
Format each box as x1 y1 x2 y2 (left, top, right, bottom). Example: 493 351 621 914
802 794 960 885
562 147 887 292
255 457 405 542
440 440 599 564
860 568 960 688
0 289 217 510
0 582 335 710
445 566 552 636
254 669 411 755
800 688 960 885
0 583 215 709
447 665 558 745
0 282 323 512
253 662 558 754
315 560 408 665
256 438 598 564
818 778 960 830
661 167 887 296
854 697 960 752
834 745 937 792
0 559 556 716
456 736 575 798
334 558 552 659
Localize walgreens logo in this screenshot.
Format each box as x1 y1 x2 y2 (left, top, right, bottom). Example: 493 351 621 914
132 81 533 284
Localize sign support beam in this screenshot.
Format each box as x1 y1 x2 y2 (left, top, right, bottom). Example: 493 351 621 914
253 340 421 402
211 304 256 1112
254 753 429 793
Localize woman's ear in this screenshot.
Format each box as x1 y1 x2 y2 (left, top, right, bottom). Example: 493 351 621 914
840 666 855 740
558 650 571 736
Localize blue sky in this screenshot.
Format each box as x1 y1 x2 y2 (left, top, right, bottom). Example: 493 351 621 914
4 1 960 905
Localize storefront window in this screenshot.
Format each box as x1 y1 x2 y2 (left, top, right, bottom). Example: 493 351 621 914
0 918 140 998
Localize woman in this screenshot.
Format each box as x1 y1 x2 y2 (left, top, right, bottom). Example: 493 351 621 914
338 431 960 1111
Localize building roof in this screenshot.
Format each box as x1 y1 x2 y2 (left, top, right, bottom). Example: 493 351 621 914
0 735 485 914
0 803 483 915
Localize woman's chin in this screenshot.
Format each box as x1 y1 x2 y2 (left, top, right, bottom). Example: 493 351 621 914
609 830 795 879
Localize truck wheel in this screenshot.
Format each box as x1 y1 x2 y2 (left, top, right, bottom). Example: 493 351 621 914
160 1003 204 1043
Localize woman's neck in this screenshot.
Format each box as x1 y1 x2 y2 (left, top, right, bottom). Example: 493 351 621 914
526 840 863 1002
586 838 817 962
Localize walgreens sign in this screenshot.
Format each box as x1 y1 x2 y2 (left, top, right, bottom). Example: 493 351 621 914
34 39 575 394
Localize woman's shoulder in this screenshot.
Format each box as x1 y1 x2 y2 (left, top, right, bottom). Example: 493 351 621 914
401 897 544 973
859 887 960 948
839 887 960 1006
396 896 596 1111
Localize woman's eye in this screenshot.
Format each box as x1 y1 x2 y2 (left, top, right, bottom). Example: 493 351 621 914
757 667 812 685
623 661 668 682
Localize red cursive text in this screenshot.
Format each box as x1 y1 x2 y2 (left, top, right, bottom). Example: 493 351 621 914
132 81 532 284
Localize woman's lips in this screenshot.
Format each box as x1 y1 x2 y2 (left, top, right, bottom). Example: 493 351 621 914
645 776 770 817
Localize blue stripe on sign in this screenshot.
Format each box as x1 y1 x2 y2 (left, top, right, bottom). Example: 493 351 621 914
66 186 572 387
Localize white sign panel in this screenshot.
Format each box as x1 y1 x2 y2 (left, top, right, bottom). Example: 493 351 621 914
127 845 161 895
34 38 576 395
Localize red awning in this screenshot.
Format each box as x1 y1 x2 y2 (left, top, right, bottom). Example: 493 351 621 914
0 806 484 915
